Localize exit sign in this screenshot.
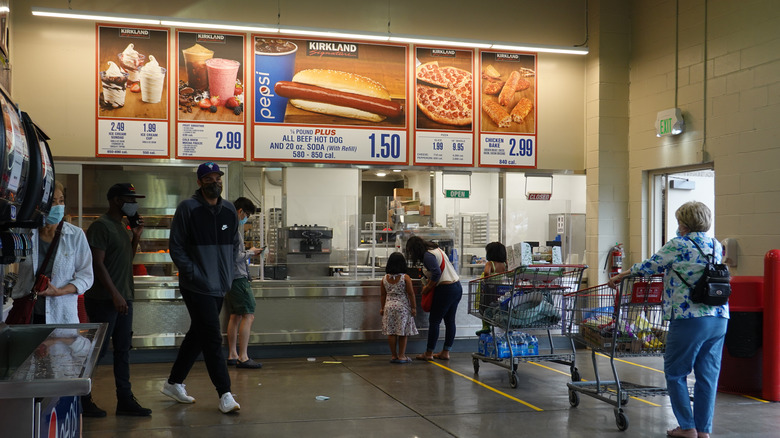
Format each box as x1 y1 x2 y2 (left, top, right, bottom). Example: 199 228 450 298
445 190 470 198
655 108 684 137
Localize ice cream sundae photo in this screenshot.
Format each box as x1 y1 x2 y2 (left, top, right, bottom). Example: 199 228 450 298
100 61 129 108
118 43 146 83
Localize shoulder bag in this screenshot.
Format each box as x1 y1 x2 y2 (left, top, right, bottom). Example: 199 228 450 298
674 238 731 306
5 221 65 324
421 250 447 312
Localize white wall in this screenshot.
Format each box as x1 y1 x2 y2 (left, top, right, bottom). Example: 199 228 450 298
505 173 585 248
283 167 359 250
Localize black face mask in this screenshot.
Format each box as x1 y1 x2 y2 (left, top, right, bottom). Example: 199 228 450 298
202 182 222 199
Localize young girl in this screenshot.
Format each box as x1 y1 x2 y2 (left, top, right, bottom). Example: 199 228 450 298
380 252 418 363
476 241 508 335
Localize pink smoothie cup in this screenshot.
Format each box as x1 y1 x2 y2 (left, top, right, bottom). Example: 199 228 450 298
205 58 240 106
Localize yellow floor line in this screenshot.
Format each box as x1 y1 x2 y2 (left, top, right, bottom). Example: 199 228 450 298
427 360 544 411
740 394 770 403
526 361 661 407
595 352 664 374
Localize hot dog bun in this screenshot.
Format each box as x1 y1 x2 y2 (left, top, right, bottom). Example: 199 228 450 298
279 69 399 122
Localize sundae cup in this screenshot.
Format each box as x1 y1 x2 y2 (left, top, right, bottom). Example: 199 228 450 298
205 58 240 106
140 55 167 104
118 43 146 83
182 43 214 91
100 61 129 108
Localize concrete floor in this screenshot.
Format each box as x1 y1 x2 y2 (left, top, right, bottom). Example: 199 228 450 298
82 349 777 437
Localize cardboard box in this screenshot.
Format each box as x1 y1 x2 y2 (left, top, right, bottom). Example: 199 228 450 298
394 188 413 199
401 199 420 212
582 327 642 353
420 205 431 215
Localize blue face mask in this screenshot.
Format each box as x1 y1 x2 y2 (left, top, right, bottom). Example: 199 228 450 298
239 216 249 226
46 204 65 225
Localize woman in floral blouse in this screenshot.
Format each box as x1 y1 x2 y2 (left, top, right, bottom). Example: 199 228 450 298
608 201 728 438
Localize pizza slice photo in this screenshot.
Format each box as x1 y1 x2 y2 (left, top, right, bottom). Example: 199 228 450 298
415 61 473 128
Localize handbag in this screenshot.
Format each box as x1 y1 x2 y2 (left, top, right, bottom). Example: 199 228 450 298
5 221 64 324
421 250 447 312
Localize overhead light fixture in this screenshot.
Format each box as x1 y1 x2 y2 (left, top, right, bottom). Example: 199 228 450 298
392 169 402 173
31 7 160 25
0 7 10 13
30 7 588 55
376 172 387 177
160 19 277 33
389 35 492 49
656 108 685 137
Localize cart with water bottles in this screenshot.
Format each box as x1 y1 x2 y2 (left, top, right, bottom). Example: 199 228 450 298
468 264 587 388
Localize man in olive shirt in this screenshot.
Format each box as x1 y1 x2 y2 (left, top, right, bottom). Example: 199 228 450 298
83 183 151 417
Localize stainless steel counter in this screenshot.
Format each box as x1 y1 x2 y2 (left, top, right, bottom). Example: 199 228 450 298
131 276 482 348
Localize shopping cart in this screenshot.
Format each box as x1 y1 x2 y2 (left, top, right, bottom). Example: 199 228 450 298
564 275 669 431
468 264 587 388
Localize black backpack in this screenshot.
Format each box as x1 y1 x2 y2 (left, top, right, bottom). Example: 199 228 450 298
675 239 731 306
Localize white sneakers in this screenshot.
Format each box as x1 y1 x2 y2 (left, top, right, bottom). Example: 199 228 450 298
218 392 240 413
162 382 239 413
161 382 196 404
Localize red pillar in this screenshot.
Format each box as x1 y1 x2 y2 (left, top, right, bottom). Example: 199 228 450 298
763 249 780 401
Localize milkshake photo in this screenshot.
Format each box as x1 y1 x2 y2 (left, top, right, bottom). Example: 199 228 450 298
182 43 213 91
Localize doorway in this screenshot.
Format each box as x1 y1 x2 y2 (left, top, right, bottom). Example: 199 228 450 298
650 167 715 253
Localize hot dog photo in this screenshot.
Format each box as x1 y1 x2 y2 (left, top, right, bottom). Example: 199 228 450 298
479 52 536 134
254 37 407 127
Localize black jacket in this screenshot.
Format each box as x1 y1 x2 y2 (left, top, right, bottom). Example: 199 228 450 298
169 189 239 296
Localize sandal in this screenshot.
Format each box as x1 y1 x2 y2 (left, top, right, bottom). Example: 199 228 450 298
415 354 434 361
432 353 450 360
667 427 697 438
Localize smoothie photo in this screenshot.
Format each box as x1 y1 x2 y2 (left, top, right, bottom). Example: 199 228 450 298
205 58 240 106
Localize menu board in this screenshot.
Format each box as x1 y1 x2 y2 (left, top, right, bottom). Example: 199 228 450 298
478 51 537 168
413 47 475 167
251 37 408 165
96 25 169 157
175 31 246 160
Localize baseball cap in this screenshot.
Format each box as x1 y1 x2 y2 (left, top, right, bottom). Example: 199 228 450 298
106 183 145 200
197 162 224 179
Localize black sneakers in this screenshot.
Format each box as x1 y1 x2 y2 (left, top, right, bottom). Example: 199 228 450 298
116 395 152 417
81 394 107 418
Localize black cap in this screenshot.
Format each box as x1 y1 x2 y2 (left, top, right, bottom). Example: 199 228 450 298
197 162 224 179
106 183 145 200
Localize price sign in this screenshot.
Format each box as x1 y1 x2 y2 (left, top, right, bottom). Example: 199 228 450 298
415 132 473 165
97 120 168 156
177 123 244 159
479 133 535 167
254 125 407 164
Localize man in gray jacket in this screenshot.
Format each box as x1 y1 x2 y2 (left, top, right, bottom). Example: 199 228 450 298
160 162 241 413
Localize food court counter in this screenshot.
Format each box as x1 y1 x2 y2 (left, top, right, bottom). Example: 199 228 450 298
130 276 482 348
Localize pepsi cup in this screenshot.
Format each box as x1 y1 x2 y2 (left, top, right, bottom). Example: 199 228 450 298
254 38 298 123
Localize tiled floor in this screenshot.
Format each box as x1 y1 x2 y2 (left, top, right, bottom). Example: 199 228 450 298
82 349 777 437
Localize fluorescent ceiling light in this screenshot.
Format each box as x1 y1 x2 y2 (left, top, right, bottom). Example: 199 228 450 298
161 20 277 33
279 27 389 42
375 172 387 177
490 43 588 55
0 7 10 13
392 169 402 172
31 7 160 25
30 7 588 55
389 36 492 49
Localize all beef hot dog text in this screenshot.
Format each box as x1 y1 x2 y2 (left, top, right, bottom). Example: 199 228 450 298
274 69 403 122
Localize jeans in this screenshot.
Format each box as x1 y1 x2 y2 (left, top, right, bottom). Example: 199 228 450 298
427 282 463 352
168 288 231 397
664 316 728 433
84 298 134 399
